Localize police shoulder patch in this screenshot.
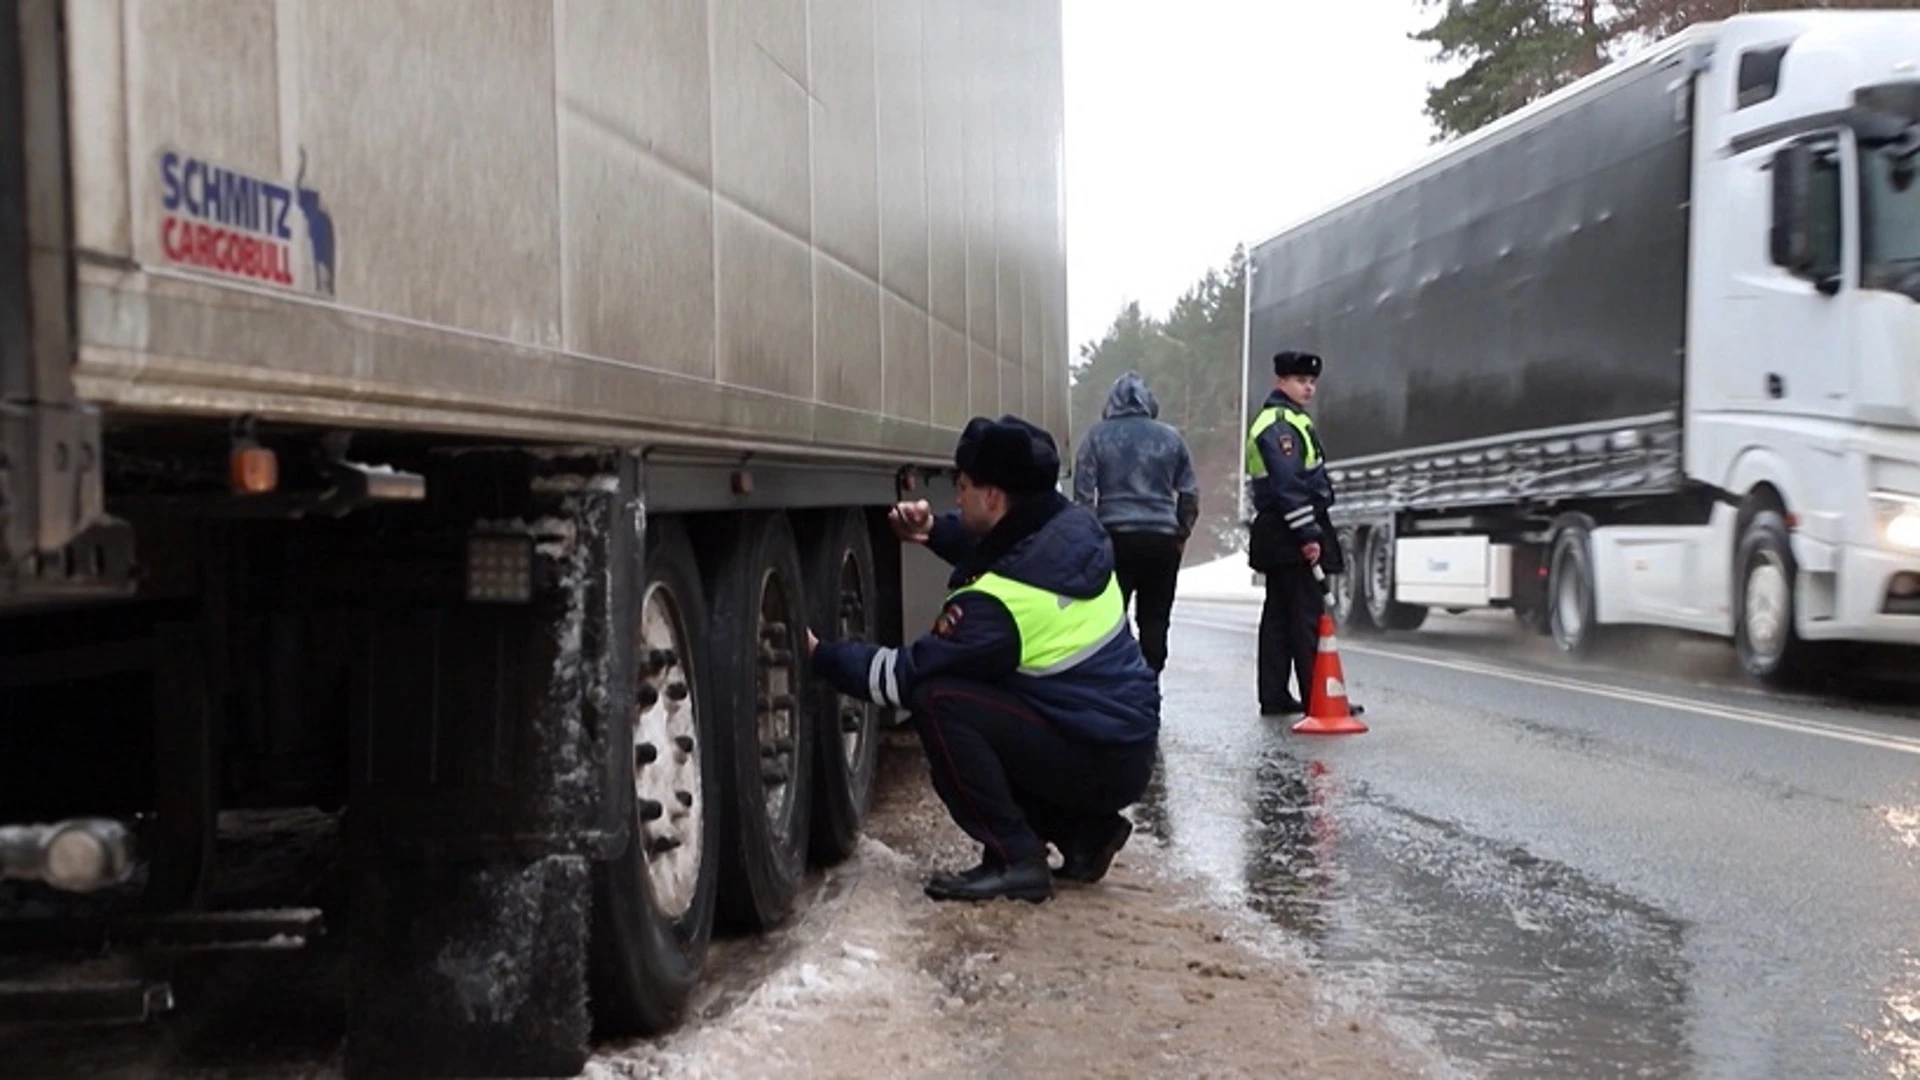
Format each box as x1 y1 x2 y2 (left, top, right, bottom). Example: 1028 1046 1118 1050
1277 432 1296 456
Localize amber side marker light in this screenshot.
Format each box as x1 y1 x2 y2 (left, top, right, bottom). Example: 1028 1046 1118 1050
230 445 279 494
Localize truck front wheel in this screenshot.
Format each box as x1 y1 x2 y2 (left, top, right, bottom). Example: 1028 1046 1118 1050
1734 510 1821 687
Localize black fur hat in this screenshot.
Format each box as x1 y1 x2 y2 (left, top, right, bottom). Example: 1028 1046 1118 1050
953 414 1060 494
1273 350 1323 377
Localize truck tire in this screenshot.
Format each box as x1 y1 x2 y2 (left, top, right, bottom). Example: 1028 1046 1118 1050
801 510 882 867
1548 519 1603 655
709 512 815 931
1734 509 1822 687
589 520 722 1036
1362 528 1428 632
1329 526 1375 634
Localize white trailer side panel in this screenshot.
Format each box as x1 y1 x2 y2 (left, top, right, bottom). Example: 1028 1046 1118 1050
60 0 1069 463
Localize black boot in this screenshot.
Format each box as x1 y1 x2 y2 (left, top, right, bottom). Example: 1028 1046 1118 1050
1057 815 1133 884
925 850 1003 893
924 853 1052 903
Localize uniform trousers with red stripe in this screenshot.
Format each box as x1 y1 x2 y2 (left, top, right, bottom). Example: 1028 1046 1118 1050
906 677 1157 865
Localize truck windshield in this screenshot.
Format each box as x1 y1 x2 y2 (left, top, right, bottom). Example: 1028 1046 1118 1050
1860 146 1920 300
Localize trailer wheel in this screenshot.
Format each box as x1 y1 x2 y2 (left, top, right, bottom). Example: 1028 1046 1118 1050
1734 510 1822 687
709 513 815 930
1548 520 1603 654
1329 526 1375 633
589 520 722 1036
1362 528 1428 632
801 509 882 866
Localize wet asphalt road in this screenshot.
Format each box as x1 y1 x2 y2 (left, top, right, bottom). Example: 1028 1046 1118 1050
1148 598 1920 1080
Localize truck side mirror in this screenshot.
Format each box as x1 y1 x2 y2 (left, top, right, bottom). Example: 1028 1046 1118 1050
1771 143 1815 273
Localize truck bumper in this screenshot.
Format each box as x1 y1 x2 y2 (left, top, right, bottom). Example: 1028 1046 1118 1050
1820 543 1920 643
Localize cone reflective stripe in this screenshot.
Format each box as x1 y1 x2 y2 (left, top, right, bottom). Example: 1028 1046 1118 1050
1293 613 1368 735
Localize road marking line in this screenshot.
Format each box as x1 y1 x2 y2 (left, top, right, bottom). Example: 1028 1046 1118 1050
1172 616 1920 757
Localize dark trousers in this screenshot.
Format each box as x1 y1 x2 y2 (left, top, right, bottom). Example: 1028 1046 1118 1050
907 677 1157 864
1258 564 1323 710
1109 530 1183 672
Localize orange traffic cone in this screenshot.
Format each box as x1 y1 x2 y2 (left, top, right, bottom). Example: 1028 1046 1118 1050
1292 613 1368 735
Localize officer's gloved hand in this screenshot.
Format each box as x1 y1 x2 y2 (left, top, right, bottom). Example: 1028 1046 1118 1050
889 500 934 544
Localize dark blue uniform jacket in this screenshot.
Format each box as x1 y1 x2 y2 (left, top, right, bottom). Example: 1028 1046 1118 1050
813 493 1161 745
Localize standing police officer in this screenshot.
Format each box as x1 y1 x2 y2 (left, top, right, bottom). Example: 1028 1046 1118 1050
808 415 1161 902
1245 350 1346 717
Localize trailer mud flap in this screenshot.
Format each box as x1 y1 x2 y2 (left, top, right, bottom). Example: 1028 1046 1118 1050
342 450 636 1078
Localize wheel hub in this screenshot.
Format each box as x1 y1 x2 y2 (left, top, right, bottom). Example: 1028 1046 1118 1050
1745 557 1790 660
636 583 703 919
1556 563 1585 640
1331 567 1354 623
1366 533 1392 620
756 570 799 830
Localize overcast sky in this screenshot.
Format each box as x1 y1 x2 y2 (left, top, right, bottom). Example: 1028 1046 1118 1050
1061 0 1446 355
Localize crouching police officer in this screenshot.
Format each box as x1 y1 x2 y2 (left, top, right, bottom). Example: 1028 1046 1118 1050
807 415 1161 902
1245 349 1347 717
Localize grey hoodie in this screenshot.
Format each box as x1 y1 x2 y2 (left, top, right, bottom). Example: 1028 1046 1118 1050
1072 372 1200 538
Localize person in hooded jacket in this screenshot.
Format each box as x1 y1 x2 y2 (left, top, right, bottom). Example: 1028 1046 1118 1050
1072 371 1200 673
808 415 1161 903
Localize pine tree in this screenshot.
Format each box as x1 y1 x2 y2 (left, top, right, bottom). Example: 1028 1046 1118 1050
1414 0 1606 139
1413 0 1920 140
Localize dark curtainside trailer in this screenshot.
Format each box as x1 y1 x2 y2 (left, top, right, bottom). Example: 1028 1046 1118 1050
1244 50 1698 508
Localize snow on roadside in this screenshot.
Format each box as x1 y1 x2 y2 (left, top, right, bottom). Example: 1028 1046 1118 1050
587 838 971 1079
1178 552 1264 603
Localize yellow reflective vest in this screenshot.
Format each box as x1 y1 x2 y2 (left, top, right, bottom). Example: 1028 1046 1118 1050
949 572 1127 676
1244 404 1320 479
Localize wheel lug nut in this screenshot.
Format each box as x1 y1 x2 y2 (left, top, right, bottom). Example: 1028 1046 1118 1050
674 735 695 754
635 742 658 766
666 681 689 701
638 684 660 708
675 790 694 808
639 798 664 822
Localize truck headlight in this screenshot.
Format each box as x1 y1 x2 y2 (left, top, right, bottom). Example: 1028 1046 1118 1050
1871 492 1920 551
